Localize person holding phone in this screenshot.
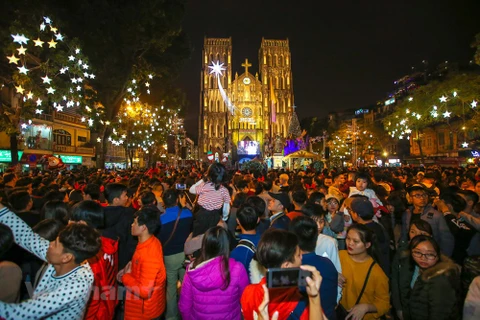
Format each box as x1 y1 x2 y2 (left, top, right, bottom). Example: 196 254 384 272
241 229 324 320
339 224 390 320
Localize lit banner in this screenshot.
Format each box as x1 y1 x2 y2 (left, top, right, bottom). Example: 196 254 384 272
0 150 24 162
54 154 82 164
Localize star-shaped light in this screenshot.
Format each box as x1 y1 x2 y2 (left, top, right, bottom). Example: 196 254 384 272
55 33 64 41
97 137 102 142
408 97 413 102
439 95 447 103
41 75 52 84
15 85 25 94
46 87 56 94
82 64 88 70
462 142 469 148
7 54 19 64
75 48 80 54
406 108 410 114
471 100 477 108
55 105 64 112
84 72 89 78
80 117 86 122
68 55 75 61
416 114 421 120
18 65 28 74
35 109 43 114
89 74 95 79
88 119 94 126
17 46 27 55
36 98 42 106
11 34 29 45
48 39 57 48
76 85 81 91
208 61 226 76
44 17 52 24
26 91 34 99
443 111 451 118
453 91 457 97
71 78 78 84
50 26 58 33
21 123 28 129
148 74 153 79
431 111 438 118
40 23 46 31
32 38 44 47
145 82 150 87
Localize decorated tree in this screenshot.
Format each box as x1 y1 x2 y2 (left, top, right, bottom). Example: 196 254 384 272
288 107 302 138
0 16 97 164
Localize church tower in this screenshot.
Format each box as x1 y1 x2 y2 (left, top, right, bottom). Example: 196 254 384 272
258 38 294 142
199 37 232 155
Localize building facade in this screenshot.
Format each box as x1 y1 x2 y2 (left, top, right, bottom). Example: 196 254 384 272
198 37 294 160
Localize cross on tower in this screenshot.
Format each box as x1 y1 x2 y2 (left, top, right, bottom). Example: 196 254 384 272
242 58 252 74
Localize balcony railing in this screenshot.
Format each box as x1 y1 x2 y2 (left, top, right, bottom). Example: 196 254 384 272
53 145 95 155
54 112 84 124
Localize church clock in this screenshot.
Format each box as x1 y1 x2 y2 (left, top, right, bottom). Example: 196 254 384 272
243 77 251 85
242 107 253 117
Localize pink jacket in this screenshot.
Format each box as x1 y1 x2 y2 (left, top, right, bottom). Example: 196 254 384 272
179 256 249 320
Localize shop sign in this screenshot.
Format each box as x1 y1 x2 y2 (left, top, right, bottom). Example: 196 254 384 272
0 150 24 162
55 154 82 164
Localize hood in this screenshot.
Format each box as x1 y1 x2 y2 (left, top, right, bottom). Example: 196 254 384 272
187 256 229 291
101 236 119 255
421 254 460 282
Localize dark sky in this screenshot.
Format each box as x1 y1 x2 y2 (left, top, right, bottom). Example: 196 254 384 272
177 0 480 142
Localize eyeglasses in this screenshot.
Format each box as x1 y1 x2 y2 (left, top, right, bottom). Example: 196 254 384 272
412 194 428 199
412 250 437 260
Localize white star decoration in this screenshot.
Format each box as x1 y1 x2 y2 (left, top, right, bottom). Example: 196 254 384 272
36 98 42 106
408 97 413 102
18 65 28 74
443 111 451 118
11 34 29 45
471 100 477 108
46 87 56 94
208 61 226 76
68 55 75 61
34 38 44 47
462 142 469 148
21 123 28 129
439 95 447 103
44 17 52 24
40 23 46 31
41 75 52 84
55 33 64 41
35 109 43 114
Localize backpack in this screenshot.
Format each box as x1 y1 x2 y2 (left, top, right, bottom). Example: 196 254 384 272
236 239 256 253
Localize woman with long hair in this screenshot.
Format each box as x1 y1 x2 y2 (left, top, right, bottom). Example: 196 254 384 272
339 224 390 320
179 226 249 320
189 163 231 236
394 235 460 320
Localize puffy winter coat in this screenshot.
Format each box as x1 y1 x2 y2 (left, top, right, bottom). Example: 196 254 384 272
178 256 249 320
122 236 166 320
84 236 119 320
392 249 461 320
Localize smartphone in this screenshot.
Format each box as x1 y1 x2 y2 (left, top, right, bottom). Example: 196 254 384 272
176 183 186 190
266 267 312 288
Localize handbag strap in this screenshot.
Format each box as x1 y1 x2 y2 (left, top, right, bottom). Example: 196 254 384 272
355 260 376 305
288 297 308 320
163 206 183 247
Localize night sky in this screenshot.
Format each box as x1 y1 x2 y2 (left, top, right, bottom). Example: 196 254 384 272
177 0 480 142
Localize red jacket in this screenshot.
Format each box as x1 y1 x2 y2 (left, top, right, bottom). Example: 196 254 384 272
84 236 119 320
241 278 309 320
122 236 166 320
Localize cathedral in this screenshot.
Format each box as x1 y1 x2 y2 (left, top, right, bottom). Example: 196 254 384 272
198 37 295 161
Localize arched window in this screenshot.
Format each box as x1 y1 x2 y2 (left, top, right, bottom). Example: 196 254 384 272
268 54 272 65
274 54 278 67
216 100 220 112
53 129 71 146
280 55 284 67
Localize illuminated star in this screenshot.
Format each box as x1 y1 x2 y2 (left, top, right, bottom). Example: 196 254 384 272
453 91 457 97
17 65 28 74
36 98 42 106
71 78 78 84
208 61 226 76
76 85 81 91
41 75 52 84
7 54 19 64
46 87 56 94
145 82 150 87
84 72 89 78
81 117 86 122
50 26 58 33
88 119 94 126
40 23 46 31
59 67 67 74
431 111 438 118
148 74 153 79
433 105 438 110
75 48 80 54
44 17 52 24
48 39 57 48
21 123 28 129
439 95 447 103
55 33 64 41
68 55 75 61
55 105 64 112
16 46 27 55
443 111 451 118
15 85 25 94
97 137 101 142
33 38 44 47
408 97 413 102
82 64 88 70
471 100 477 108
11 34 29 45
462 142 469 148
35 109 43 114
406 109 410 114
26 91 34 99
89 74 95 79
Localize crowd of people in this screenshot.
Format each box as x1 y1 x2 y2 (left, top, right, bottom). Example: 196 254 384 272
0 162 480 320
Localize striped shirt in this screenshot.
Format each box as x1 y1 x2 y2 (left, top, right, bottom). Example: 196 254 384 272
196 182 231 210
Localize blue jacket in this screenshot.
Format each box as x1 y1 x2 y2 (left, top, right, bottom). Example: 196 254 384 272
301 252 338 320
230 233 261 274
270 212 290 230
158 206 193 256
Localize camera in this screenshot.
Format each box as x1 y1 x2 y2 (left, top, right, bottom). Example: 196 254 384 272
266 267 312 288
175 183 187 190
